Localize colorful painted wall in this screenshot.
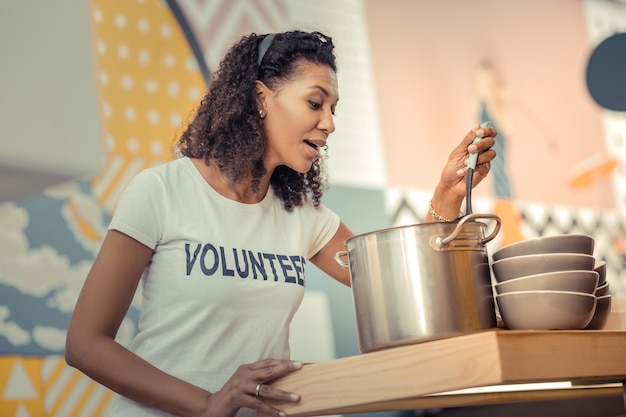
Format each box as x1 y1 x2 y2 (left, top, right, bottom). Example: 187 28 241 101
1 1 625 416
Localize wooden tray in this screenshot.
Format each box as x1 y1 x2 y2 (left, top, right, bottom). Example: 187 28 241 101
269 329 626 416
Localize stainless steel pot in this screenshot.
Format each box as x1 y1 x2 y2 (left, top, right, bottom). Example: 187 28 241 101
335 213 501 353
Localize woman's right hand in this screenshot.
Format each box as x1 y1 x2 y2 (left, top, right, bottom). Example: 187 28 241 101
204 359 304 417
438 124 497 199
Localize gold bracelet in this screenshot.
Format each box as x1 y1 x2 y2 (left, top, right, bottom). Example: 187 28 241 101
429 199 457 222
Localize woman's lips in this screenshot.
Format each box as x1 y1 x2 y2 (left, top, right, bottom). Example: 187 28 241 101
304 141 320 158
303 139 326 159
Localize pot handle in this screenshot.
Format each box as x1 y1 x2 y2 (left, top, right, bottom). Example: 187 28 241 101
436 213 502 247
334 251 350 268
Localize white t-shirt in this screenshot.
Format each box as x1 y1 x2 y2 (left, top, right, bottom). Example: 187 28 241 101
105 157 340 416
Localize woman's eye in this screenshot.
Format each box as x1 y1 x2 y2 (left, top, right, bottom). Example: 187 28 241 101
309 100 321 110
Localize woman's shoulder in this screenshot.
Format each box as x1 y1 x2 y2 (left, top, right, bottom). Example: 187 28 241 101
289 198 338 221
119 157 191 198
133 157 192 183
147 156 190 175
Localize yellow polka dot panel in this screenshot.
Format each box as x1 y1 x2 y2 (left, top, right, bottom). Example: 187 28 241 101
90 0 205 163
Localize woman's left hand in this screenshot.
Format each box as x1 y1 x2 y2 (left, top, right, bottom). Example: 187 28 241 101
438 124 497 199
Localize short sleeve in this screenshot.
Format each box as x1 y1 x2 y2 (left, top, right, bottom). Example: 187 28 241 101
304 204 341 259
108 170 167 249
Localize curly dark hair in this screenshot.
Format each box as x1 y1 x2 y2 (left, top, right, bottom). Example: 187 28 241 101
176 30 337 211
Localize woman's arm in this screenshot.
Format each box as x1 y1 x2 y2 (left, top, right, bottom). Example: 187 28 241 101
66 230 301 417
65 230 213 416
309 221 354 287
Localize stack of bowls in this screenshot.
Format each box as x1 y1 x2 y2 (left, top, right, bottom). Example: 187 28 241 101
491 234 611 330
586 261 612 330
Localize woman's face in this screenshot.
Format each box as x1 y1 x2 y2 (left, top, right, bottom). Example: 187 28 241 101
261 61 339 174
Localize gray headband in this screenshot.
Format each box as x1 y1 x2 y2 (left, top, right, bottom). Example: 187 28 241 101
257 34 276 67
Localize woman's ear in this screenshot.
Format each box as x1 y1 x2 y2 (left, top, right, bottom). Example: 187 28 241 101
254 80 267 108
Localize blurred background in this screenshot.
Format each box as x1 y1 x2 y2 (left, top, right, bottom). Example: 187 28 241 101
1 0 625 416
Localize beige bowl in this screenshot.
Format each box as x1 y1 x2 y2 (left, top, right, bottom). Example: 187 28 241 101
494 270 599 295
584 294 612 330
492 234 594 262
594 261 606 285
595 282 610 296
496 290 597 330
492 253 596 283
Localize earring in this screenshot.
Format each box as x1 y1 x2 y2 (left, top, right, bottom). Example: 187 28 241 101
259 109 266 119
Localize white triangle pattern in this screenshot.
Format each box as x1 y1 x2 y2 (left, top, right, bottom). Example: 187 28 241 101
15 403 32 417
3 360 38 400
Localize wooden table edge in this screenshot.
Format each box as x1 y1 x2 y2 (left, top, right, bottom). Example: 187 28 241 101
311 383 625 416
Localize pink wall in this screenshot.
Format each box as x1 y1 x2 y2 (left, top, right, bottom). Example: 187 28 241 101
363 0 609 208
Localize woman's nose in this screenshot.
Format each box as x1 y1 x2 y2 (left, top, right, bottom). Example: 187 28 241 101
318 109 335 134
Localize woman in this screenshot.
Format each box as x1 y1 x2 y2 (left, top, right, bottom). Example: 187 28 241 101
65 30 496 417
